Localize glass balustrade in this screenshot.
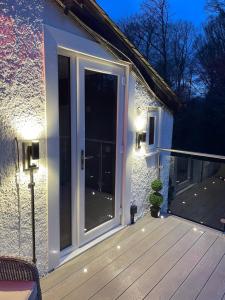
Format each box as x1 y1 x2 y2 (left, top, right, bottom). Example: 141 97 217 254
160 149 225 231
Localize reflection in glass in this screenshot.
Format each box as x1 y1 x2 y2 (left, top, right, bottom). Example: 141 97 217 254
85 70 118 232
167 153 225 231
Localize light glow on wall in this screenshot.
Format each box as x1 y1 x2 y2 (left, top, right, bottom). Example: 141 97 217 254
14 120 44 140
17 162 47 185
134 147 146 157
135 111 146 132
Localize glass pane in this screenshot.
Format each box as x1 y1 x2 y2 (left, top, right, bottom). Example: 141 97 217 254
58 55 72 250
149 117 155 145
166 152 225 231
85 70 117 232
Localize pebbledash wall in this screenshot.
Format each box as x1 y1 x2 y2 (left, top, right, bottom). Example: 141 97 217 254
0 0 173 275
131 81 173 219
0 0 47 274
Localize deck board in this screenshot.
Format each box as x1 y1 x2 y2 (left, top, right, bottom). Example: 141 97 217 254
90 222 189 300
41 215 151 293
117 228 203 300
145 232 217 300
43 217 169 300
171 237 225 300
64 219 182 299
41 216 225 300
196 248 225 300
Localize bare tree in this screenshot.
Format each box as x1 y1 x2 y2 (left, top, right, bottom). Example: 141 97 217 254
119 0 196 101
196 11 225 92
119 14 155 61
206 0 225 15
141 0 170 82
169 21 196 100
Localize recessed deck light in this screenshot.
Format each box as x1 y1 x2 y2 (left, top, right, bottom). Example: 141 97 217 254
117 245 121 250
83 268 88 273
141 228 145 232
193 227 197 232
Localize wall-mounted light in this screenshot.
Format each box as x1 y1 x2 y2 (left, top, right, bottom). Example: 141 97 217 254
22 141 40 171
135 108 146 149
136 132 146 149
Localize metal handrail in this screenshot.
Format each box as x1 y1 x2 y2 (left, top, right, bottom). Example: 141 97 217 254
159 148 225 161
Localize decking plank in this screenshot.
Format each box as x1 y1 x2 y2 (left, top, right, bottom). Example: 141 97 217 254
145 232 217 300
88 222 190 300
41 216 225 300
42 216 170 300
117 228 203 300
64 219 184 300
41 215 152 293
171 236 225 300
196 240 225 300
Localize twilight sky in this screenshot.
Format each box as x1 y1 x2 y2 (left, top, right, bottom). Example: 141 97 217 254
97 0 207 26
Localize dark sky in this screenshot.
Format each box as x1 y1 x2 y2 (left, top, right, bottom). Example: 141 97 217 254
97 0 207 26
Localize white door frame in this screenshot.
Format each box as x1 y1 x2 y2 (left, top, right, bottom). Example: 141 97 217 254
44 24 132 270
77 57 125 246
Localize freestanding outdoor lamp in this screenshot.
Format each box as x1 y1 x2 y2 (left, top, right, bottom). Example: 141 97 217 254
22 141 40 264
130 204 137 224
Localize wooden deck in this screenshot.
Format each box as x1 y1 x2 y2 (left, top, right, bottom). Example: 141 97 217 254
41 216 225 300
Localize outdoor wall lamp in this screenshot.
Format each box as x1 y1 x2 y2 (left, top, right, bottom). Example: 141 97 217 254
22 141 40 171
135 108 146 149
136 132 146 149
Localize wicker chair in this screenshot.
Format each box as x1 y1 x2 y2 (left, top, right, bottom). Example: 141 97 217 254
0 257 42 300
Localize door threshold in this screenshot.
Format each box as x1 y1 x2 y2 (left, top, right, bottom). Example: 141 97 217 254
59 225 126 267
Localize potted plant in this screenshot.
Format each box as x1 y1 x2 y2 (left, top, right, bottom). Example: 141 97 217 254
149 179 163 218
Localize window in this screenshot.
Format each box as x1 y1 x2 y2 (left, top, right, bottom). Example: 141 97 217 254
58 55 72 251
149 116 155 145
148 109 159 150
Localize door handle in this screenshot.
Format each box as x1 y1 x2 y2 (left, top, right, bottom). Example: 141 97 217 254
85 155 94 160
81 150 84 170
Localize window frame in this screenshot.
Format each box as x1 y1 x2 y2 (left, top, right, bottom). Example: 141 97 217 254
147 108 159 151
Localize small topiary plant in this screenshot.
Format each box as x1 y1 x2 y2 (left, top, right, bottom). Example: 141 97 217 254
149 179 163 218
149 192 163 207
151 179 163 192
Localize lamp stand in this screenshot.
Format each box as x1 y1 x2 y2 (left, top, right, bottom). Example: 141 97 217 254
28 167 36 264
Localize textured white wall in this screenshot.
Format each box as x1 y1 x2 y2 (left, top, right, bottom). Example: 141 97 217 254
44 0 94 40
0 0 48 275
130 80 173 219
